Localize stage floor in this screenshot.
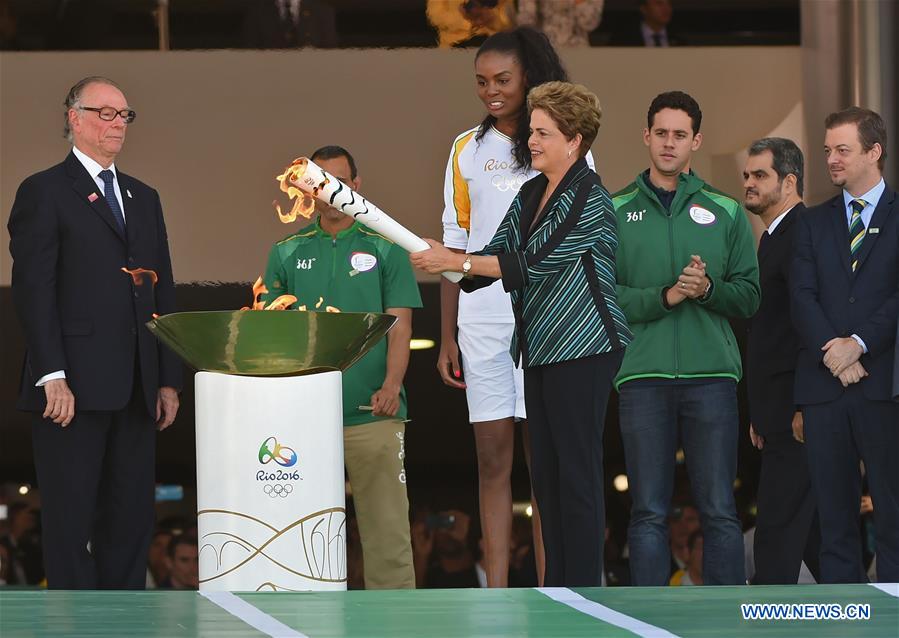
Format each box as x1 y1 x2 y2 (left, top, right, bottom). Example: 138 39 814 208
1 584 897 637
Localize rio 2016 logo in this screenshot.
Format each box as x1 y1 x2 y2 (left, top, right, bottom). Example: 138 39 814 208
258 436 298 467
257 437 301 495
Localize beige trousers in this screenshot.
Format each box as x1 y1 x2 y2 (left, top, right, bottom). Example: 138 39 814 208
344 418 415 589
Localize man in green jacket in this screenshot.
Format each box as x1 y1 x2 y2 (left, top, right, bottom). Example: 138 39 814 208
612 91 760 586
261 145 423 589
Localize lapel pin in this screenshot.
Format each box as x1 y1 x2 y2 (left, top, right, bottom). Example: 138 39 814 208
868 228 879 234
88 192 99 203
126 189 133 199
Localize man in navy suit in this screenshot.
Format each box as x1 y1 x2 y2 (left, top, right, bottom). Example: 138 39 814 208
7 76 181 589
743 137 820 584
791 107 899 583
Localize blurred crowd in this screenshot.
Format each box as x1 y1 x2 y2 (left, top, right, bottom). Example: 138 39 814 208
0 504 199 590
0 476 881 589
0 0 797 51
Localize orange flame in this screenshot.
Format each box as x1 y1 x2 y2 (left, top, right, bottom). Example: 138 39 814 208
264 295 298 311
273 158 323 223
121 267 158 286
239 276 339 313
313 297 341 311
240 276 270 310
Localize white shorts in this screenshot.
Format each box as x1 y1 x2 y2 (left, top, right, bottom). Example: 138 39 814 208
458 322 526 423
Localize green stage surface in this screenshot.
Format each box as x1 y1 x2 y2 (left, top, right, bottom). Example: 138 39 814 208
1 585 897 637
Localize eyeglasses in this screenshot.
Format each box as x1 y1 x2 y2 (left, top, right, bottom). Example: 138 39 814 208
79 106 137 124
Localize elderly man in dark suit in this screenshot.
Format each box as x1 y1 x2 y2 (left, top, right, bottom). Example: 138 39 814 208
743 137 820 584
791 107 899 584
7 76 181 589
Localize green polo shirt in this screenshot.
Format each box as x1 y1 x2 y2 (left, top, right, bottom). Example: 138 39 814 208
261 219 422 426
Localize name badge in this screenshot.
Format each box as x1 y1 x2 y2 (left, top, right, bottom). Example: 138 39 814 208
350 252 377 272
689 206 716 225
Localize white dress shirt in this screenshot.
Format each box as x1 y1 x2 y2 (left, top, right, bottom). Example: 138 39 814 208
72 144 126 219
764 203 797 236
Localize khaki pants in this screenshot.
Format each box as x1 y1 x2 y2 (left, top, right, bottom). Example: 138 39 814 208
344 418 415 589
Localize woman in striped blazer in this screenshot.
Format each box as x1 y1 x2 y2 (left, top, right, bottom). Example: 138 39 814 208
412 81 631 586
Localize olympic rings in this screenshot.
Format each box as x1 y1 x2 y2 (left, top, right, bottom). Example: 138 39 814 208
262 483 294 498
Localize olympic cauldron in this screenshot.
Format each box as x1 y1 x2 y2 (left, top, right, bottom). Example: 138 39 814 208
147 309 396 592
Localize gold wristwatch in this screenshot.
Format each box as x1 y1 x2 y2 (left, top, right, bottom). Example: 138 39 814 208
462 255 473 275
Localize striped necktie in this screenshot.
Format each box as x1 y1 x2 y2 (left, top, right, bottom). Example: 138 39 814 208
849 198 866 272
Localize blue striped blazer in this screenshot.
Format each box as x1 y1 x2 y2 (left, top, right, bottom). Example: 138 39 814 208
460 159 632 368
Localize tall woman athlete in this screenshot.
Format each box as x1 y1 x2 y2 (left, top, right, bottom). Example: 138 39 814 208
439 27 591 587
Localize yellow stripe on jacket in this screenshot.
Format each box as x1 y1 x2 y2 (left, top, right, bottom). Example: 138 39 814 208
451 130 475 232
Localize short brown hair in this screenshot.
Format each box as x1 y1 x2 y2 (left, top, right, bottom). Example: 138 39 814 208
527 81 602 158
825 107 888 171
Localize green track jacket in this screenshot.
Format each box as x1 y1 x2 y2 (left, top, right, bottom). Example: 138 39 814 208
612 170 760 388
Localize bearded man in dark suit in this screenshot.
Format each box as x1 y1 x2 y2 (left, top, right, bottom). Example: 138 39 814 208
743 137 820 585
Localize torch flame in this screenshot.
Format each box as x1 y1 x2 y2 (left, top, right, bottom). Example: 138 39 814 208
121 267 158 287
274 158 322 223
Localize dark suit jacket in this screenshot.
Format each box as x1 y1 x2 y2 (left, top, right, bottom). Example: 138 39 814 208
791 185 899 404
894 319 899 400
242 0 337 49
747 204 804 436
8 152 182 417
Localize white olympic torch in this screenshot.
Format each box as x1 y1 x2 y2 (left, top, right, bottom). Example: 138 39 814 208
276 158 462 283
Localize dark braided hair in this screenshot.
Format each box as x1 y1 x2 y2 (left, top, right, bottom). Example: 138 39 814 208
474 27 568 170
